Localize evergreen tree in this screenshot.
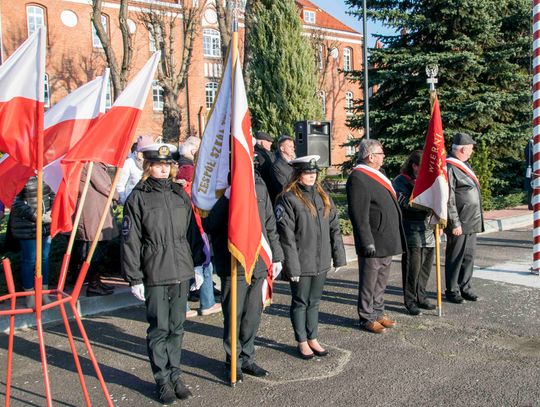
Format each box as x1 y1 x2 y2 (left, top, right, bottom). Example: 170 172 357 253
346 0 531 194
247 0 322 138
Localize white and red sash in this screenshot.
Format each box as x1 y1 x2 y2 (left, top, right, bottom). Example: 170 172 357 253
354 164 397 199
446 157 480 187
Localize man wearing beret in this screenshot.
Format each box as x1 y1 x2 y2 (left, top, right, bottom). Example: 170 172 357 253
445 132 484 304
254 131 275 190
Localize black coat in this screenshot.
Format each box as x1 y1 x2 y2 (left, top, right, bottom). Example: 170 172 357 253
202 175 284 279
446 155 484 234
254 144 275 189
121 177 205 287
268 154 294 203
275 184 346 278
10 176 55 240
346 168 406 257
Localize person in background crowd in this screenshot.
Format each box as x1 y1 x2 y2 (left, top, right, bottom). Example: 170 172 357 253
268 135 296 203
202 163 284 382
445 133 484 304
346 139 405 334
254 131 275 188
10 176 55 308
177 136 201 167
275 155 346 359
117 135 153 204
393 151 436 316
70 162 119 296
122 143 204 404
175 164 222 318
0 200 4 221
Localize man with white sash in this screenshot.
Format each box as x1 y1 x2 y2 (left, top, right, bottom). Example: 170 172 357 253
346 139 406 334
445 132 484 304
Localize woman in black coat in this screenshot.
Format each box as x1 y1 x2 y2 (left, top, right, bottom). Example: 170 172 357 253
121 143 204 405
275 155 346 359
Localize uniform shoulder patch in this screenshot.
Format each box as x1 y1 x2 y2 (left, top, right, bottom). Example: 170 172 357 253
122 216 131 237
275 204 285 222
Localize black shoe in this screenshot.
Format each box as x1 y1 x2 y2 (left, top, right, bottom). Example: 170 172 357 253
446 292 464 304
311 348 329 357
418 301 436 310
297 346 315 360
241 363 269 377
158 382 176 405
86 283 114 297
98 281 115 291
461 291 478 301
229 370 243 383
172 377 192 400
406 305 423 316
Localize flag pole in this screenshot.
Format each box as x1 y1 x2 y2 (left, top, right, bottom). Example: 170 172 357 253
427 65 442 317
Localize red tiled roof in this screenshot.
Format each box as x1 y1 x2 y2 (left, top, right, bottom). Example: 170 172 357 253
295 0 360 35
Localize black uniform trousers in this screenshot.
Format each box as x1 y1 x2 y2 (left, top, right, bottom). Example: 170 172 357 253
289 272 327 342
402 247 435 308
358 256 392 323
145 282 189 386
445 233 477 295
221 274 265 367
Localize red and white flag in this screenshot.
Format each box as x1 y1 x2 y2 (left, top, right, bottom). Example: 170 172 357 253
0 71 110 206
228 54 265 283
411 96 449 225
51 52 160 236
0 27 45 168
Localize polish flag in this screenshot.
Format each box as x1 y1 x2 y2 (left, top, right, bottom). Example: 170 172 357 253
50 52 160 236
228 54 263 283
0 27 45 168
0 72 109 206
411 96 449 225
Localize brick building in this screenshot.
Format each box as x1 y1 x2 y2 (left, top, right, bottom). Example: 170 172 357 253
0 0 363 170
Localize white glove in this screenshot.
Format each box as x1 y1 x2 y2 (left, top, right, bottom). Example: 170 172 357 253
191 266 204 291
42 213 52 224
272 262 283 280
334 267 342 273
224 186 231 199
290 276 300 283
131 284 145 301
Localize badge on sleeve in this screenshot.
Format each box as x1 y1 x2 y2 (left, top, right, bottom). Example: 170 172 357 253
275 204 285 222
122 216 131 237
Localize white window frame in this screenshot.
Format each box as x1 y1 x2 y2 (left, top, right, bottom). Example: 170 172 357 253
304 10 316 24
319 91 326 117
203 29 221 58
343 48 352 71
318 44 324 71
205 82 218 109
152 80 164 111
345 91 354 115
105 77 113 110
92 15 108 48
346 135 355 156
27 5 46 37
44 73 50 109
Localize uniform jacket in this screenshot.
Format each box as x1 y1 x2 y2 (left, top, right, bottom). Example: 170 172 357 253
10 176 55 240
202 174 284 279
121 177 205 287
117 153 143 204
254 144 275 190
393 174 434 248
446 155 484 234
268 154 294 203
346 168 406 257
275 184 346 278
76 162 119 242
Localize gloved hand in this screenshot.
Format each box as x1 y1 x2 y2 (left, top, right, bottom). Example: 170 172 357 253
131 284 145 301
360 244 376 258
272 262 283 280
334 267 342 273
191 266 204 291
224 186 231 199
290 276 300 283
42 213 52 224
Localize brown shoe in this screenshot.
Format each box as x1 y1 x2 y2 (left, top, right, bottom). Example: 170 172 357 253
377 315 396 328
363 321 386 334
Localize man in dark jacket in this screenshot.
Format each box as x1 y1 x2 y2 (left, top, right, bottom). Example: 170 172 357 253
254 131 275 189
346 139 406 334
268 135 295 203
445 133 484 303
202 172 284 381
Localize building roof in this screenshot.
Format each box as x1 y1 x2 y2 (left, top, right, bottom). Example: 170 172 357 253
295 0 360 35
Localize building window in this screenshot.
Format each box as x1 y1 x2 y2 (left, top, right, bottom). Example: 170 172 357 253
343 48 352 71
318 91 326 117
92 15 108 48
318 44 324 71
105 77 113 110
44 73 50 109
152 80 164 111
27 5 46 37
203 29 221 58
345 91 354 115
149 25 162 52
205 82 218 109
304 10 316 24
346 135 355 156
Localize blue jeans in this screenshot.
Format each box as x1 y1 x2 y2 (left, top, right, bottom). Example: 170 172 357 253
199 263 216 311
20 236 52 290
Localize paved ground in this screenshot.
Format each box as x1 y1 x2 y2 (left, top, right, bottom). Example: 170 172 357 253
0 227 539 406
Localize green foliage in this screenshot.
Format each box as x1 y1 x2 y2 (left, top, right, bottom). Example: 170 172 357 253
247 0 322 137
470 140 494 208
345 0 531 189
